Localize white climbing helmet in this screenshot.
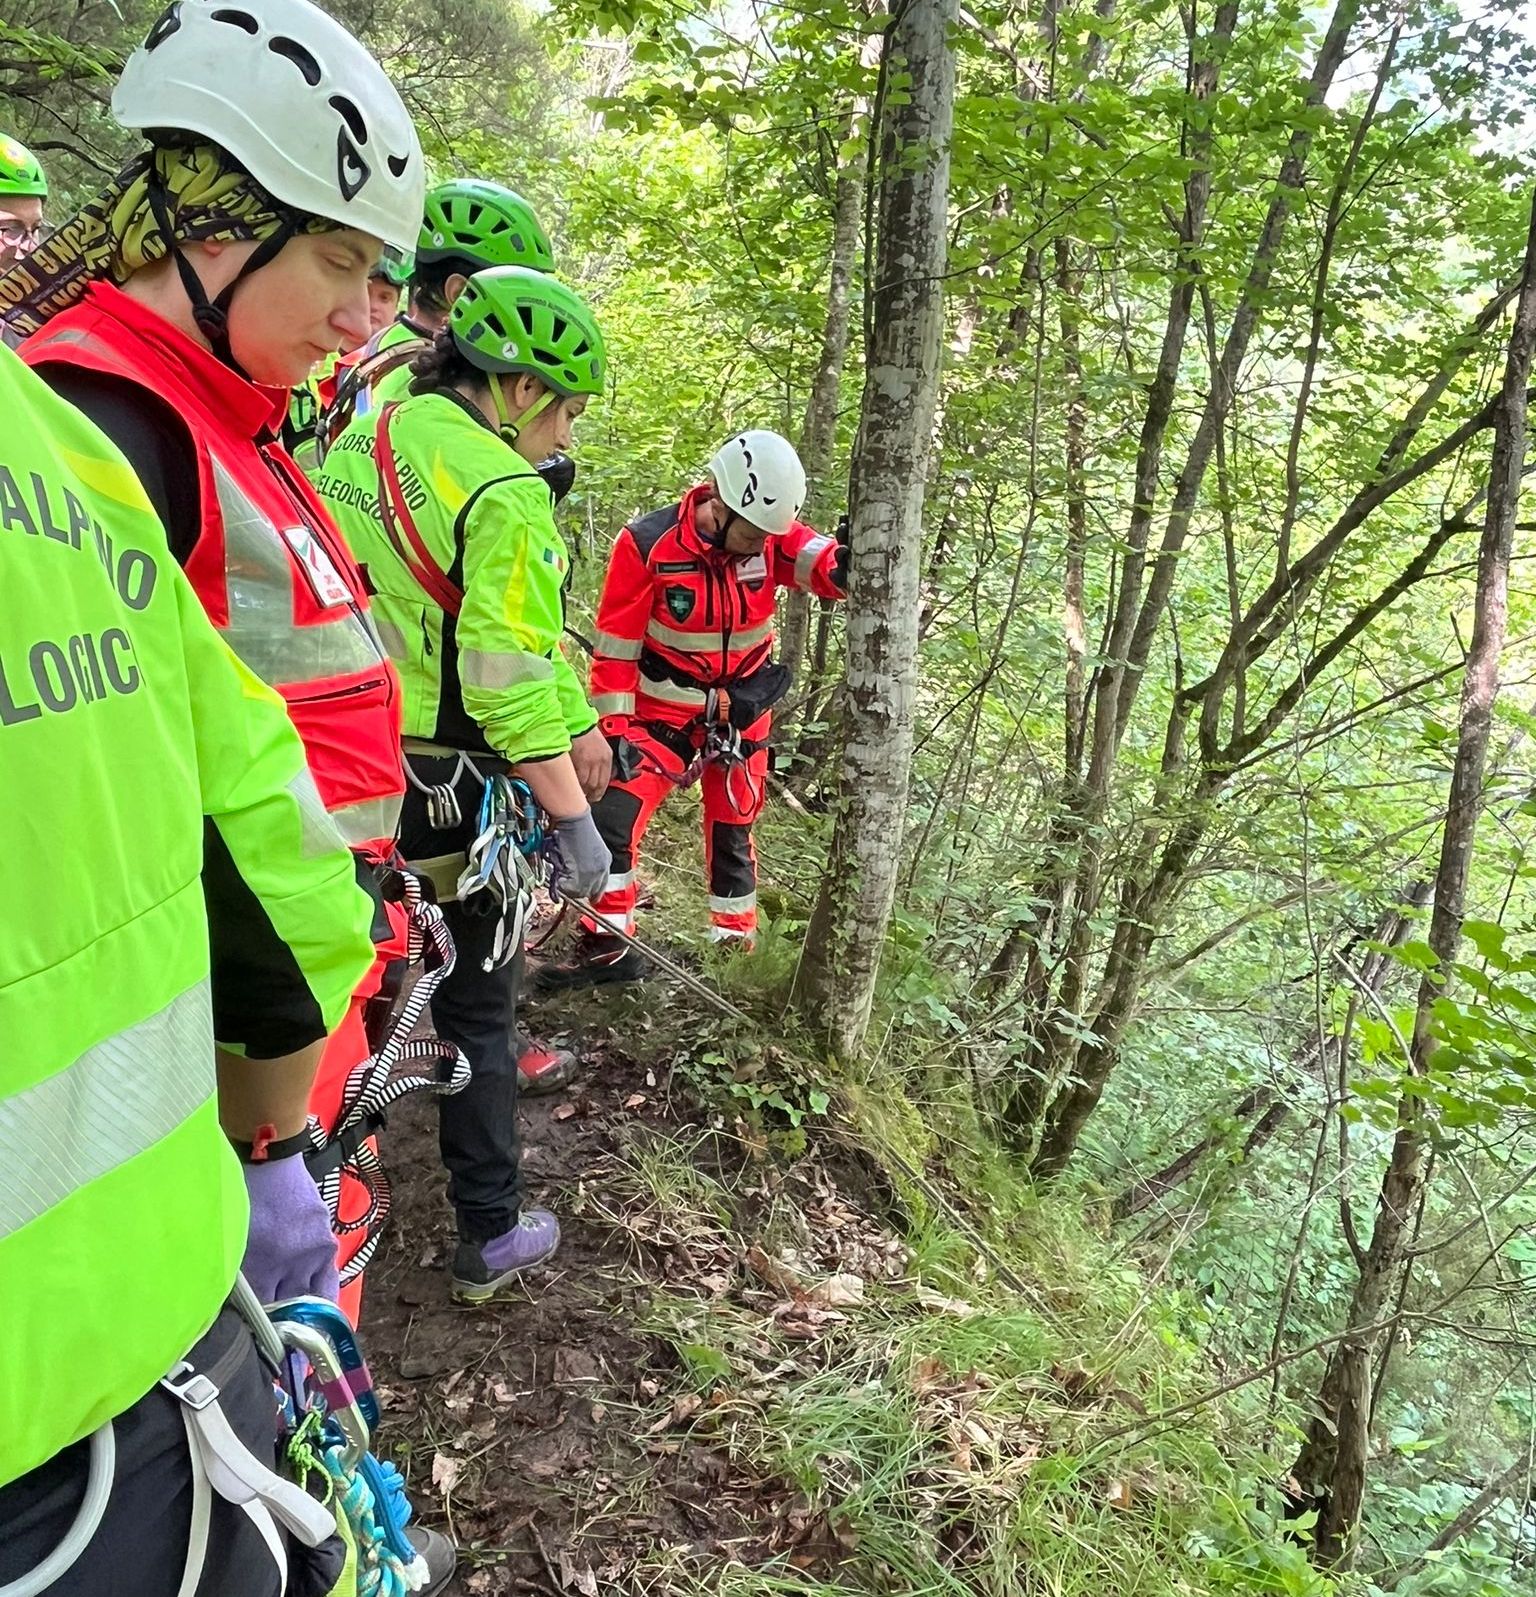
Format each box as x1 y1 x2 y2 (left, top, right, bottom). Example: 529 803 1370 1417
707 429 807 536
113 0 425 252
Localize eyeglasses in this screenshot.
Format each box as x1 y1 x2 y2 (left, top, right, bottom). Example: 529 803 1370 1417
0 219 44 253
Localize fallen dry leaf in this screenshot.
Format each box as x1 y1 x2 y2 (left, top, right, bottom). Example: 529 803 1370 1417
430 1452 461 1495
1105 1479 1133 1511
805 1272 864 1309
911 1354 947 1392
913 1286 978 1318
623 1092 648 1110
551 1102 579 1122
558 1550 599 1597
648 1392 704 1434
745 1243 804 1297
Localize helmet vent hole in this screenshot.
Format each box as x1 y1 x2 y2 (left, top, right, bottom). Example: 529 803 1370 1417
329 94 367 144
483 311 506 338
387 153 410 177
269 35 322 86
144 3 183 49
211 8 258 32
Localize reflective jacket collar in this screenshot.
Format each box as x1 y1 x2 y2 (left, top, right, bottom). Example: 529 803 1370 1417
404 387 538 479
80 281 293 443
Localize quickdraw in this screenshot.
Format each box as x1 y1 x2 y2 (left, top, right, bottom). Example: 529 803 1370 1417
456 774 545 972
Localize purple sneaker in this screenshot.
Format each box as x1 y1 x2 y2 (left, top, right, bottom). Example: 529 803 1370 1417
451 1209 561 1302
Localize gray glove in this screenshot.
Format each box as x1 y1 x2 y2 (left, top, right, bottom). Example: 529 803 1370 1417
550 807 613 901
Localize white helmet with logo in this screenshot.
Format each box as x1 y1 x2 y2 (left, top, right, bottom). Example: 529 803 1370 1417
113 0 425 252
708 429 806 537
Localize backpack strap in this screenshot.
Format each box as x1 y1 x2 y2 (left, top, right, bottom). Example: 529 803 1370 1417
372 403 466 617
317 341 419 462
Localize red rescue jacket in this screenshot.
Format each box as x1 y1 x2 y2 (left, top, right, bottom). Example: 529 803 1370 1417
23 282 405 854
589 484 844 732
23 287 403 862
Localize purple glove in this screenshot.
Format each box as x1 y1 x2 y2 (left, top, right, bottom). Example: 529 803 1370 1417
242 1153 340 1306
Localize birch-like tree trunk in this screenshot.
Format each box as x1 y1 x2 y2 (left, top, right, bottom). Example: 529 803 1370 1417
1291 187 1536 1569
778 119 864 722
794 0 957 1057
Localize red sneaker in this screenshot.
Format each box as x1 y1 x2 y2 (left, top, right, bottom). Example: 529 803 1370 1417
517 1041 580 1096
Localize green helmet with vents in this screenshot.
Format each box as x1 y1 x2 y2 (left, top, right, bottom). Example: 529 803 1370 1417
417 179 554 274
375 244 413 285
450 265 605 399
0 133 46 198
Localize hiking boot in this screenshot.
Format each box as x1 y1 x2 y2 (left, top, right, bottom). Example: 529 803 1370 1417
406 1525 456 1595
532 927 648 992
517 1040 581 1096
451 1209 561 1302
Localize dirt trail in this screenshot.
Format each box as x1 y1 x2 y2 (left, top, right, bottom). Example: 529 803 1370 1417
361 996 792 1595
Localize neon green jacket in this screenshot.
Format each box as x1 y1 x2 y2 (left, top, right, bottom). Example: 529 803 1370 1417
0 346 376 1485
315 389 596 761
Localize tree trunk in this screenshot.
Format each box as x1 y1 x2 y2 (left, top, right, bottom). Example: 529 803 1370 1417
779 114 865 725
1293 188 1536 1570
793 0 957 1057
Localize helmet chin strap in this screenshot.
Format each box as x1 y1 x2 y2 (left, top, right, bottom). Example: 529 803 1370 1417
487 376 554 446
699 490 739 549
146 168 297 381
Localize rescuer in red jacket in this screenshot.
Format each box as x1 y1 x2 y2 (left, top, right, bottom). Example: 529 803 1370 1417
536 430 847 989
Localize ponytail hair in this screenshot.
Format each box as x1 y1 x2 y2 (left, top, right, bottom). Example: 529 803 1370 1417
407 327 482 396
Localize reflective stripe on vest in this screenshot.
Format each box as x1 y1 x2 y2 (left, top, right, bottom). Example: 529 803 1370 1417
211 455 385 689
592 690 636 717
329 793 403 849
460 648 556 690
639 671 708 708
644 616 775 654
594 629 644 661
794 534 834 590
0 980 214 1241
373 616 411 661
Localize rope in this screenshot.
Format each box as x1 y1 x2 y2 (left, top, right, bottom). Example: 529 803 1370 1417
308 873 471 1285
565 896 756 1022
558 900 1048 1310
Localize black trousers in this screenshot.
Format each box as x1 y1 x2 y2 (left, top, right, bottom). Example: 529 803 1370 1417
0 1308 292 1597
401 755 523 1245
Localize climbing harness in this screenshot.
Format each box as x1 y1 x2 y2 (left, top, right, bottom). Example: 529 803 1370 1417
305 869 470 1288
456 774 545 972
0 1274 385 1597
0 1431 114 1597
615 655 792 819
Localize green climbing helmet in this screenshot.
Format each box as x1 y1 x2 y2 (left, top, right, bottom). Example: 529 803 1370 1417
449 265 605 398
375 244 413 286
0 133 46 199
417 179 554 274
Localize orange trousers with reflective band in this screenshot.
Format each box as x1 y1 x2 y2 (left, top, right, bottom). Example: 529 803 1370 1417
585 714 769 941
